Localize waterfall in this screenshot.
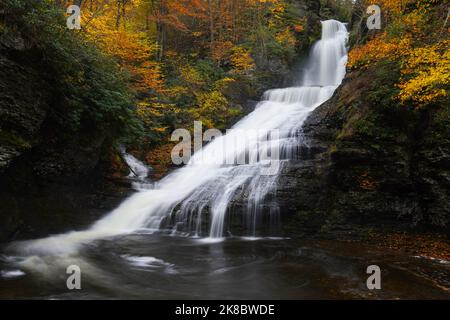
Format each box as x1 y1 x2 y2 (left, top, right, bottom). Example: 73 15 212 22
13 20 348 254
122 152 149 180
120 147 154 191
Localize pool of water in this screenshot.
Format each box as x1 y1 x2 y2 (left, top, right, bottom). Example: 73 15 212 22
1 234 449 299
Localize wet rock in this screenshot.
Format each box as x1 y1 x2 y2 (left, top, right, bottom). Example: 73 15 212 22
0 34 122 242
276 68 450 236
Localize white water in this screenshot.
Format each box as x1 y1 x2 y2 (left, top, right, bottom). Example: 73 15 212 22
122 151 149 180
120 147 154 191
12 20 348 255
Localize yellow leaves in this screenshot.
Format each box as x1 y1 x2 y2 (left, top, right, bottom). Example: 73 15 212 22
399 44 440 75
137 101 159 116
247 0 276 6
192 31 204 37
270 1 286 15
398 40 450 105
179 65 205 88
401 10 426 34
112 35 163 92
214 77 236 92
191 90 233 129
350 1 449 107
349 34 448 106
275 27 297 47
196 91 228 113
82 3 164 94
135 63 164 93
136 100 179 133
165 85 190 99
230 46 255 74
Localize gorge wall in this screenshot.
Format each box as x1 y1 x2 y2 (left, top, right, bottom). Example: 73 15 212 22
278 66 450 237
0 37 130 242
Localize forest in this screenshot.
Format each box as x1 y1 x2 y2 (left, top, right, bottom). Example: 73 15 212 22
0 0 449 300
1 0 357 175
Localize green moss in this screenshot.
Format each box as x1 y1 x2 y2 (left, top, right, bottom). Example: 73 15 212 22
0 130 31 150
367 61 401 109
336 107 396 141
370 144 381 151
329 144 338 154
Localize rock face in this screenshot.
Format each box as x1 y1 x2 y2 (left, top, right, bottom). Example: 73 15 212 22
0 35 122 242
0 34 114 179
0 54 47 171
277 68 450 236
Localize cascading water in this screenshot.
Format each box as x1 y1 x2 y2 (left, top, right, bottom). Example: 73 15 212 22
120 147 154 191
122 151 149 180
12 20 348 255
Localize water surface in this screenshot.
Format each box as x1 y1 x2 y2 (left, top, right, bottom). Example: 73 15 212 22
1 235 448 299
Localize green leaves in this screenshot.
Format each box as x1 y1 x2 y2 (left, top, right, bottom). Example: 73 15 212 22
1 0 142 144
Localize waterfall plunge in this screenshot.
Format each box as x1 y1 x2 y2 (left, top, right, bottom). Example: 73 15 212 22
15 20 348 255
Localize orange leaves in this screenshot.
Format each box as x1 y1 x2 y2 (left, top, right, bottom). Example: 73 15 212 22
348 33 410 69
72 0 298 142
366 231 450 262
349 1 449 107
82 2 164 94
96 29 164 93
211 43 256 75
166 0 208 20
349 34 447 106
368 0 411 15
357 172 379 191
148 0 208 33
293 24 304 33
145 142 178 178
211 41 234 65
133 60 164 93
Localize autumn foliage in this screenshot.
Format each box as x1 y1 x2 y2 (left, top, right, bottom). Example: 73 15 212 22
58 0 306 139
348 0 449 107
48 0 308 172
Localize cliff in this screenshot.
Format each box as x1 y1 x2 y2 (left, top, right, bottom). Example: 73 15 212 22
279 65 450 237
0 1 138 242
